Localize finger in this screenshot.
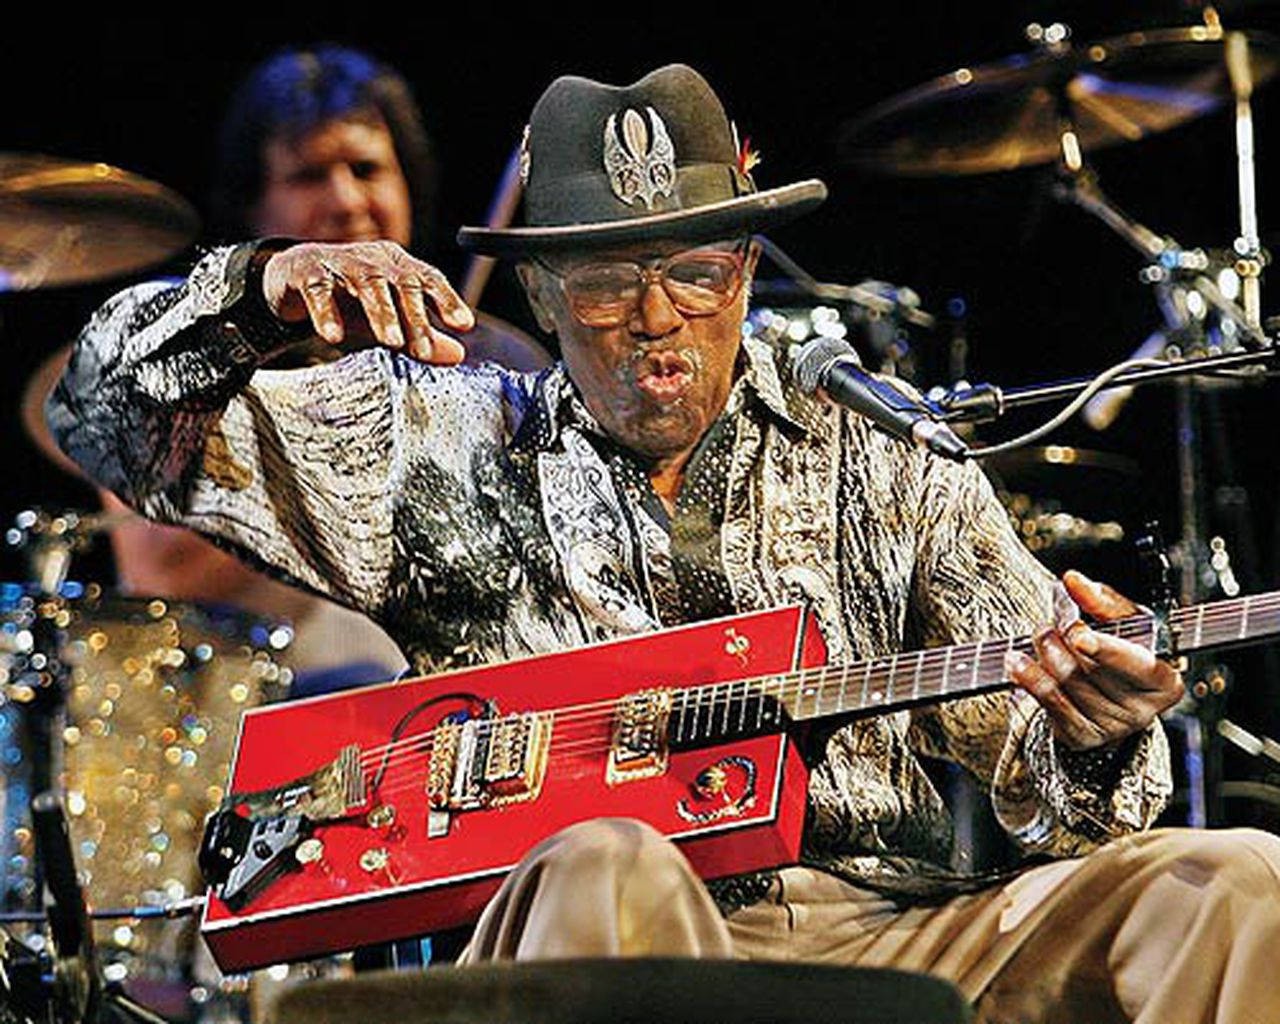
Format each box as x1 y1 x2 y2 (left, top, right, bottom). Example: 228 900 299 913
1068 628 1179 695
1031 626 1081 683
1063 569 1139 621
396 280 434 355
1059 675 1148 733
1005 649 1107 749
355 276 404 349
299 277 344 344
415 264 475 331
420 324 466 365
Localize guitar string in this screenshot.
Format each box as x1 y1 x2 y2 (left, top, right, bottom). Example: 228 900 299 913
347 614 1143 767
350 613 1141 768
353 599 1269 793
365 589 1273 800
347 598 1278 781
353 596 1280 788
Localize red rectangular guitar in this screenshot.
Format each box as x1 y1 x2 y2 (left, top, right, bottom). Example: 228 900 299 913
198 592 1280 971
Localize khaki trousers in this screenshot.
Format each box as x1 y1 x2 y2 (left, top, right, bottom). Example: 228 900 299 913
462 820 1280 1024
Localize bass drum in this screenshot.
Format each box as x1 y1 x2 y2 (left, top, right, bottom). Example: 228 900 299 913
0 584 293 1021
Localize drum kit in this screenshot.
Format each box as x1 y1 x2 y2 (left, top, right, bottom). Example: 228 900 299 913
0 9 1277 1023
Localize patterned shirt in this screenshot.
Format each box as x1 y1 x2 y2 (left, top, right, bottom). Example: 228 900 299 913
47 245 1172 900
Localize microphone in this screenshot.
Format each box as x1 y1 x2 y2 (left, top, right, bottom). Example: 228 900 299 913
794 337 969 461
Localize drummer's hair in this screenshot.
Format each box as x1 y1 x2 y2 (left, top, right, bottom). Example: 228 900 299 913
210 44 438 255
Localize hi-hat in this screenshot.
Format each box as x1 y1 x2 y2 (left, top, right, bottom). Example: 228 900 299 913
840 25 1280 175
0 154 198 290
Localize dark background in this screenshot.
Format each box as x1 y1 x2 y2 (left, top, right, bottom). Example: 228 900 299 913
3 4 1280 822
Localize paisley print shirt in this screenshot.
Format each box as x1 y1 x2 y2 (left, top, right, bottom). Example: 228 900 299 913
48 245 1172 899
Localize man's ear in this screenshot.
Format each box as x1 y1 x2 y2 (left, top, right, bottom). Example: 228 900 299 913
516 262 559 335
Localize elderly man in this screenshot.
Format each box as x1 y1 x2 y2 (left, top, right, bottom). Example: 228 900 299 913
49 65 1278 1022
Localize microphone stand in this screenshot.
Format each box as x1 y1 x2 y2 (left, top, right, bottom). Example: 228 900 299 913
930 346 1278 426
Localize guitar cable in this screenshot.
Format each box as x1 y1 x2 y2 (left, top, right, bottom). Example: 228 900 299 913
367 691 489 799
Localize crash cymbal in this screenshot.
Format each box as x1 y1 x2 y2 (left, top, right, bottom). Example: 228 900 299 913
0 154 198 290
840 25 1280 175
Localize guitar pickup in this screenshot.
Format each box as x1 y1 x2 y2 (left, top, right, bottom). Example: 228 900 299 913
607 688 672 785
427 711 553 811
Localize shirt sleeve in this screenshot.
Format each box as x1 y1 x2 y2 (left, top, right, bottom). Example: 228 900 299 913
904 455 1173 857
46 243 425 621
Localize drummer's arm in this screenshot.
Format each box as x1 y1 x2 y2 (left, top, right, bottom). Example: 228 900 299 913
45 241 479 617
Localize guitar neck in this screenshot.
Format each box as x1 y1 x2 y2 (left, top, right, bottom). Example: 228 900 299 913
692 590 1280 727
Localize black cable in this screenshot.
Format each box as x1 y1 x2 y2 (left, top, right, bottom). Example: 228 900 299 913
368 691 487 798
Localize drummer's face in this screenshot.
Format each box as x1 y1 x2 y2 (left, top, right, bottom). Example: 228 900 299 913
253 115 412 246
520 239 758 466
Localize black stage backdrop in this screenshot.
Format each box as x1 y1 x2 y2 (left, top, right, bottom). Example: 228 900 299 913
3 4 1280 818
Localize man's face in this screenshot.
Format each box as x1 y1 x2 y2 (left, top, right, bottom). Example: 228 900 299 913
523 239 759 464
253 115 413 245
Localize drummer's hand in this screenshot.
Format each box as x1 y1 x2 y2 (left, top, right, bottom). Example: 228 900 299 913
262 241 474 364
1005 570 1184 750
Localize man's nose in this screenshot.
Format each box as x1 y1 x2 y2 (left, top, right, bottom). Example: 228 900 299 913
629 280 684 338
324 165 368 215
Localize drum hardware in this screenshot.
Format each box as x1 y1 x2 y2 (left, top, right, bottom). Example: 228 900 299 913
0 506 296 1022
844 12 1279 827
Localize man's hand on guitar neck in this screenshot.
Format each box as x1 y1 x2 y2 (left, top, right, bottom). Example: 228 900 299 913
1004 570 1185 751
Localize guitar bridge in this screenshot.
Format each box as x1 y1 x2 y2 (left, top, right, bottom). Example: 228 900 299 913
427 711 553 811
607 688 672 785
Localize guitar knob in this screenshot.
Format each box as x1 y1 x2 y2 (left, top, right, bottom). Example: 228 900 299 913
295 838 324 866
360 847 390 874
367 804 396 829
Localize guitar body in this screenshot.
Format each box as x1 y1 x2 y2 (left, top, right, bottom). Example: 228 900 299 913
201 605 826 971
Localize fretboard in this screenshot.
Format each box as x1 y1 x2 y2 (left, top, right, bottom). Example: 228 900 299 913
669 590 1280 733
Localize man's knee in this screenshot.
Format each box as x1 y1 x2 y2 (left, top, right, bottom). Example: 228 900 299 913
533 818 687 880
1128 827 1280 901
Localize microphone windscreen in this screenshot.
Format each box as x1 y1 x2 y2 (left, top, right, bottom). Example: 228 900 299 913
793 337 859 395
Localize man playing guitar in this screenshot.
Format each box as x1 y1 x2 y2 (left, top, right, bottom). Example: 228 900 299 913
49 64 1276 1023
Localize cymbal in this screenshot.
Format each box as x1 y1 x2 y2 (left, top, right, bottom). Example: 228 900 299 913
840 26 1280 176
0 154 198 290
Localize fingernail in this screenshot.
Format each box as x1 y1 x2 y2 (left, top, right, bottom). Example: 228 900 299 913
1068 623 1099 656
387 324 404 348
323 322 342 343
1053 583 1080 631
1003 650 1031 676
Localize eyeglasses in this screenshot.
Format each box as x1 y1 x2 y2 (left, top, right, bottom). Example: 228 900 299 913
537 240 749 328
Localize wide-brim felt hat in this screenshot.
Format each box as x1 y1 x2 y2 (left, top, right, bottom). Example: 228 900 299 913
457 64 827 256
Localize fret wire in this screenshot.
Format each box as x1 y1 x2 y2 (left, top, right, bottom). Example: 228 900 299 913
940 646 953 695
885 652 899 709
1194 603 1205 649
970 639 982 691
1240 595 1252 641
860 656 873 712
911 650 924 700
838 658 850 716
736 676 747 733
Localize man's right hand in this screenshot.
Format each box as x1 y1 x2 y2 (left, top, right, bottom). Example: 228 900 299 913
262 241 475 364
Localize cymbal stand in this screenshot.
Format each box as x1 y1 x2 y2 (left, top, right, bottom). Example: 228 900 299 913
1046 45 1271 822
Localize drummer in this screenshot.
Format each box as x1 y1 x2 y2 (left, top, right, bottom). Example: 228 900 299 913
92 46 550 698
